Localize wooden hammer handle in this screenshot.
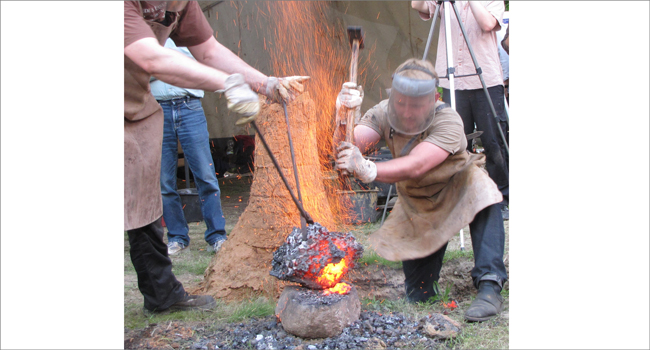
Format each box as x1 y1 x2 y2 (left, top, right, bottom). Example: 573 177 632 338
349 40 360 84
345 39 361 145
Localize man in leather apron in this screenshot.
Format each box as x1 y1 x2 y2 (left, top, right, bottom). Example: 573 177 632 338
334 58 507 322
124 1 309 313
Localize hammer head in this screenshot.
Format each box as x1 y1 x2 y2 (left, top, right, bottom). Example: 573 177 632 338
347 26 365 49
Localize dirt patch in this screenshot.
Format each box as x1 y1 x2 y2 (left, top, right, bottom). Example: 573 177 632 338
125 145 510 348
347 264 405 301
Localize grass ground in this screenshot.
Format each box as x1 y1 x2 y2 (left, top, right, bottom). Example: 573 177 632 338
125 177 509 348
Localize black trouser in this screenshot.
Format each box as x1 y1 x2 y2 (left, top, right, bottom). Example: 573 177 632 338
403 203 508 302
443 86 509 205
127 217 186 311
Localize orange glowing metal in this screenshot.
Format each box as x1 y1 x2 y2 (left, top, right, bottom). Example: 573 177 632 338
317 258 347 287
323 282 351 296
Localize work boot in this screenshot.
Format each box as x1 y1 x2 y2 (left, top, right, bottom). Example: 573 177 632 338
464 281 503 322
144 293 217 315
168 293 216 312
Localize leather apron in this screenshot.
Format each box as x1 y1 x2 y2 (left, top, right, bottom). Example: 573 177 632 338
367 107 503 261
124 7 179 230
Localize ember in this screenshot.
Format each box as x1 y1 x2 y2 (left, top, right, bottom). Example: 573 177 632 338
323 282 352 296
270 223 364 290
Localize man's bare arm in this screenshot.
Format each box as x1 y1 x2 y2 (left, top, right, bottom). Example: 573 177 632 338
187 36 269 95
374 141 449 183
124 37 229 91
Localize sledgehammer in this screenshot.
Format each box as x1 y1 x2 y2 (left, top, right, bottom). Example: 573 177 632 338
337 26 365 177
343 26 364 145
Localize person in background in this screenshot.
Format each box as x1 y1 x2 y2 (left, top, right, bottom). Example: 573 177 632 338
124 1 309 313
496 19 509 105
151 38 228 256
500 25 509 105
411 1 509 219
334 58 508 322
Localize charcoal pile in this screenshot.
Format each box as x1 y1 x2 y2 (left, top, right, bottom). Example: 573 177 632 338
125 311 448 350
270 223 364 289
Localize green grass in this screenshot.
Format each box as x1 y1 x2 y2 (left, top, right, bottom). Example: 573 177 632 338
169 252 213 276
443 248 474 263
125 178 509 349
444 317 509 349
226 297 276 323
357 250 403 269
125 297 276 329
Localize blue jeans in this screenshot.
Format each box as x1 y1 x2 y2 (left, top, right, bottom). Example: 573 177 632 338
159 96 227 246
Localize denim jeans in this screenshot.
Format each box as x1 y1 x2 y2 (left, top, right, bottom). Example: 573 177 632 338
402 203 508 302
159 96 227 246
127 217 186 311
442 86 509 205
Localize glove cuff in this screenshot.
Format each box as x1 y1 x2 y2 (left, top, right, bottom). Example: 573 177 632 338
358 159 377 184
265 77 278 99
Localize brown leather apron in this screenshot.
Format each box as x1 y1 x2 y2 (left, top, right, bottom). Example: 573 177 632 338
124 7 179 230
367 112 502 261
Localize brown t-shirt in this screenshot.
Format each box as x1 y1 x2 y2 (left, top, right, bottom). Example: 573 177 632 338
358 100 503 261
124 1 213 121
123 1 214 230
357 100 467 156
124 1 213 48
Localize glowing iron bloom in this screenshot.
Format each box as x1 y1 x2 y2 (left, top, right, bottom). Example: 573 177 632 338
269 223 363 289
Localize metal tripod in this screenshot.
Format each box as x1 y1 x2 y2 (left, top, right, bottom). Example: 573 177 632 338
423 0 509 154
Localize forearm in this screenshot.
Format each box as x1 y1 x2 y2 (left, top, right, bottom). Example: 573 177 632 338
374 141 449 183
468 1 499 32
189 37 269 96
374 155 428 183
149 53 229 91
411 1 429 14
126 37 229 91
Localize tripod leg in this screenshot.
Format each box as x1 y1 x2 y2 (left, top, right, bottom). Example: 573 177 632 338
450 1 509 155
443 2 456 110
422 3 441 60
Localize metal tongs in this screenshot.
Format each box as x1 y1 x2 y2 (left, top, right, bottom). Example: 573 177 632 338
236 102 312 240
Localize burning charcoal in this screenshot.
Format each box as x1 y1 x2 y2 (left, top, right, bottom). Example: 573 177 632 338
270 223 363 289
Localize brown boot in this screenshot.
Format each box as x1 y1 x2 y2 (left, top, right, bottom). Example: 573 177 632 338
464 281 503 322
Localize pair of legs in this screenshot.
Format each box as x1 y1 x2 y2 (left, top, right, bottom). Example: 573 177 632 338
442 87 509 205
127 217 186 311
403 203 508 303
159 96 227 247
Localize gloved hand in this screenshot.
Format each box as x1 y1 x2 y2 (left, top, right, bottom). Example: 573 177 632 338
265 76 311 103
335 141 377 183
335 82 364 126
220 73 260 125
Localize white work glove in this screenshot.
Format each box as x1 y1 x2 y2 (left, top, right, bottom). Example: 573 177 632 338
265 76 311 103
335 82 364 125
220 73 260 125
335 141 377 183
